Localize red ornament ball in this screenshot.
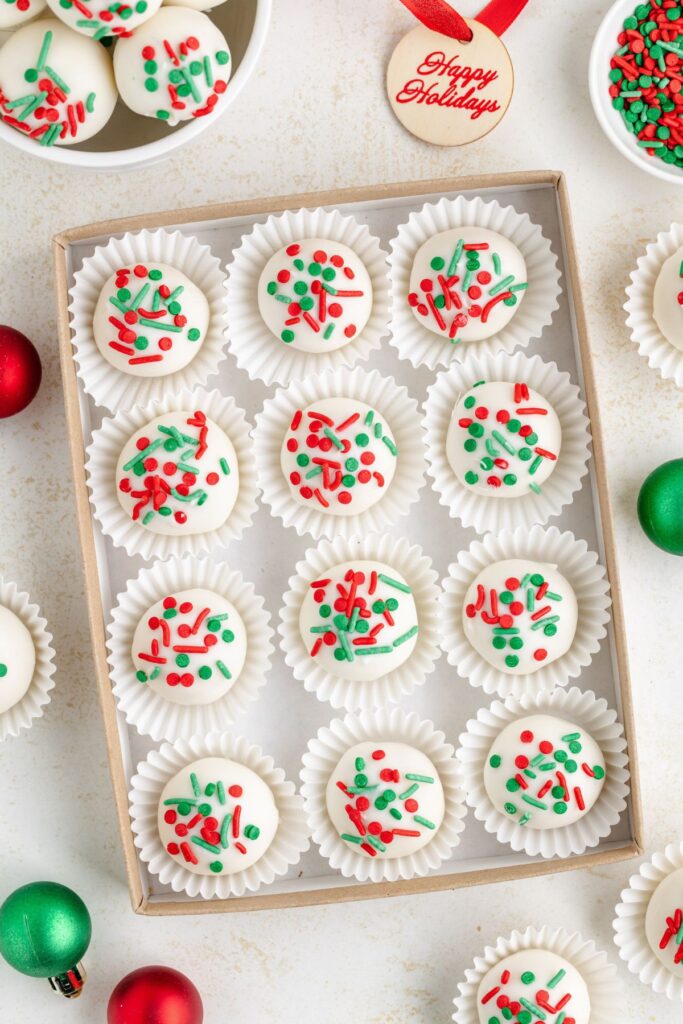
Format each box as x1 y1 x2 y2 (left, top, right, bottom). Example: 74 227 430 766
107 966 203 1024
0 326 41 418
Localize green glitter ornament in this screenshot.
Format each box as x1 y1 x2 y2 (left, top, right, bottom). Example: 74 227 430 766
637 458 683 555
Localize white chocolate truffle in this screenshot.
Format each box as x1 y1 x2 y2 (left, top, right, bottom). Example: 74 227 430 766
132 588 246 706
93 262 210 378
408 227 527 342
298 560 418 682
446 381 562 498
463 559 578 675
484 714 606 830
0 20 117 146
116 409 240 537
158 756 278 875
653 245 683 353
326 740 445 859
645 868 683 977
0 605 35 716
113 8 231 126
280 397 398 516
0 0 46 31
45 0 161 40
476 949 590 1024
257 238 373 353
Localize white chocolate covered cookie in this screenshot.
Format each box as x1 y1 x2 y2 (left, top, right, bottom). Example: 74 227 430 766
0 605 35 716
476 948 590 1024
158 756 278 875
408 227 527 342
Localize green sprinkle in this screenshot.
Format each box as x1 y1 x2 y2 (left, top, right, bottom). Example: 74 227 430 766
355 645 393 655
377 573 411 593
547 968 566 989
399 783 419 800
413 815 436 829
216 660 231 679
324 427 344 450
522 795 548 809
37 30 52 71
405 773 434 783
382 435 398 456
340 833 363 845
190 772 200 796
192 836 222 854
392 625 418 647
447 238 464 276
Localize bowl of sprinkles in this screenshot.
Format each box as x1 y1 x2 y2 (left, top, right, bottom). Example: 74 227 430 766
590 0 683 183
0 0 271 169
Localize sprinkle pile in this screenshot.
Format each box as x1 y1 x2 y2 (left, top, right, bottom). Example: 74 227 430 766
334 746 439 857
0 28 100 146
117 410 231 527
162 769 262 873
450 381 559 495
139 34 230 122
134 593 238 688
283 400 398 511
488 724 606 828
609 1 683 169
408 237 528 343
480 963 579 1024
305 566 418 664
264 243 367 346
103 263 204 368
465 567 565 668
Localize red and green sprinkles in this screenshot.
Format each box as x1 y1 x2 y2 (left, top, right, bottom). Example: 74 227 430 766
457 381 557 494
285 404 397 509
609 1 683 168
163 771 261 873
307 568 417 661
489 726 605 827
106 263 203 367
265 243 366 345
141 36 229 121
118 410 229 526
466 569 564 668
135 594 236 688
0 29 98 146
659 907 683 963
481 963 578 1024
409 239 527 343
57 0 147 40
336 748 436 857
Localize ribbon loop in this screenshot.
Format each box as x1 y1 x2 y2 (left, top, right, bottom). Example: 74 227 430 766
397 0 473 42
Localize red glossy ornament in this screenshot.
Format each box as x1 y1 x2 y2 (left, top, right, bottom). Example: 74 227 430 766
0 326 42 418
107 966 203 1024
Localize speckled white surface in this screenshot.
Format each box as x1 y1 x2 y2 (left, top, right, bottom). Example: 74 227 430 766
0 1 682 1020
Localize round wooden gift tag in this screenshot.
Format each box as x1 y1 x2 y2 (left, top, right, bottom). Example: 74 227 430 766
387 18 514 146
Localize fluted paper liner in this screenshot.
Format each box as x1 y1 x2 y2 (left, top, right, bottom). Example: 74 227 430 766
129 732 310 899
440 525 611 700
253 366 426 539
69 229 229 411
0 578 55 742
424 350 591 533
86 386 258 561
225 207 390 385
614 840 683 1000
453 926 620 1024
457 686 629 859
279 533 441 711
108 557 274 742
625 222 683 388
389 195 561 370
300 707 466 882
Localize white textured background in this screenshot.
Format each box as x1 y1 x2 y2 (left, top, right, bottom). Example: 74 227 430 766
1 1 682 1020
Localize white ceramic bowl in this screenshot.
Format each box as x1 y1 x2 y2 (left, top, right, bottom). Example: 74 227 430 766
589 0 683 185
0 0 271 171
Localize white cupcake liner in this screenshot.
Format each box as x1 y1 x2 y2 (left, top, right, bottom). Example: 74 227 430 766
424 350 591 533
613 840 683 1000
300 706 467 882
625 222 683 388
253 366 426 539
457 686 629 859
454 926 620 1024
279 533 441 711
225 207 390 385
129 732 310 899
0 578 56 742
107 557 274 742
86 386 258 561
440 525 611 700
69 229 229 412
389 195 562 370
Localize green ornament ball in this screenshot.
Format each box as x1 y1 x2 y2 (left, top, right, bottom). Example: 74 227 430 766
637 458 683 555
0 882 91 978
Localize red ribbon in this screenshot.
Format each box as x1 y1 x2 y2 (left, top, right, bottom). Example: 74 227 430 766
397 0 528 42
